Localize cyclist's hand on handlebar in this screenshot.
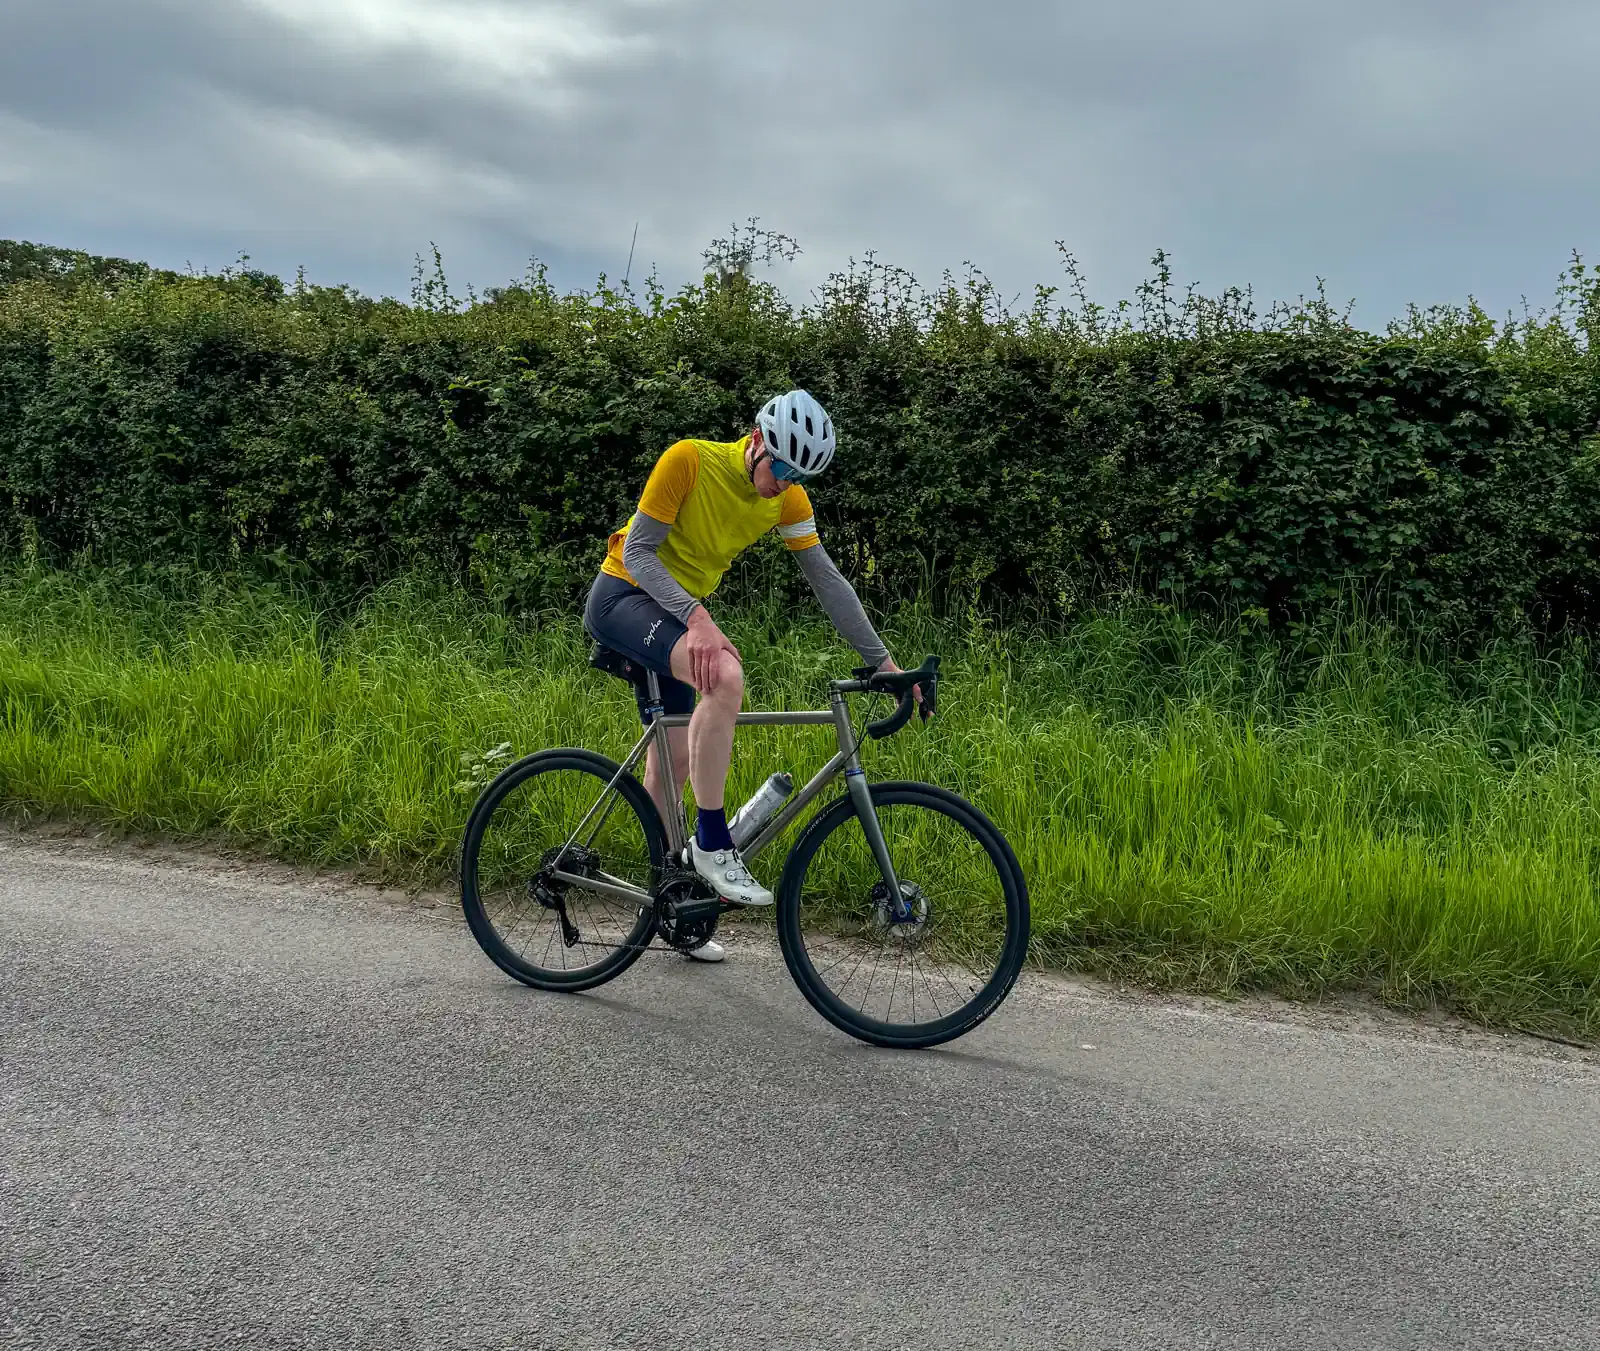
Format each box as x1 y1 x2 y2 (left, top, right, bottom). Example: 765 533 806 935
876 657 925 709
683 608 740 694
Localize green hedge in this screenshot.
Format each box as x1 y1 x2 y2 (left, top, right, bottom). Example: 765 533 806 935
2 240 1597 637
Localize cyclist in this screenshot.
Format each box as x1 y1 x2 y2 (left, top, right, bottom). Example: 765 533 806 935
584 389 915 963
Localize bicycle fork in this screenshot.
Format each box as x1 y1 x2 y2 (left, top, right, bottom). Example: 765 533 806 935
830 690 906 911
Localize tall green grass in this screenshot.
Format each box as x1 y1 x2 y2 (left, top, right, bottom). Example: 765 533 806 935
2 566 1597 1034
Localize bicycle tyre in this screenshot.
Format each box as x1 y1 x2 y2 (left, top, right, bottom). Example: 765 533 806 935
776 781 1029 1049
460 748 665 993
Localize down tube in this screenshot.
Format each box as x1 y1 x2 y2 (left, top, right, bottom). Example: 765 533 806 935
740 749 851 863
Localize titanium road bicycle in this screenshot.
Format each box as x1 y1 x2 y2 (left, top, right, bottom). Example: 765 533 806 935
459 650 1030 1048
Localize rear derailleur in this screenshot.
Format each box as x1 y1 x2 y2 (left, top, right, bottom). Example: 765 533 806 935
531 844 599 948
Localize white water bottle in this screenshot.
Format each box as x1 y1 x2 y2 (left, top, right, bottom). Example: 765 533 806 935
728 772 794 852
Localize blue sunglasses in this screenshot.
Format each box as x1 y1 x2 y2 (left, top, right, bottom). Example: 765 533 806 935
768 456 811 484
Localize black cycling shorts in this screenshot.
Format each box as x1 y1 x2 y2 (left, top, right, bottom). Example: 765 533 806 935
583 573 697 724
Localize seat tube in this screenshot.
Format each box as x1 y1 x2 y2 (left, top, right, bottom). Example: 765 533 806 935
830 690 903 906
643 670 685 858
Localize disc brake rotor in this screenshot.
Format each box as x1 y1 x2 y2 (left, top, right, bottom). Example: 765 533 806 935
869 880 929 942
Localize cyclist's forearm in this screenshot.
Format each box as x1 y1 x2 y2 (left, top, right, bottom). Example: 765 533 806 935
622 514 702 624
793 543 890 667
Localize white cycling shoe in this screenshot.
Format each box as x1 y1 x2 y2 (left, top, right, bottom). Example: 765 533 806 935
686 839 774 907
683 939 726 963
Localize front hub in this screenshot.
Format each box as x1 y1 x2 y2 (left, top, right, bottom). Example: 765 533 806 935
870 880 929 941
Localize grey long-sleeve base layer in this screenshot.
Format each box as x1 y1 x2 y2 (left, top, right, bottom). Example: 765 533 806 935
620 513 889 667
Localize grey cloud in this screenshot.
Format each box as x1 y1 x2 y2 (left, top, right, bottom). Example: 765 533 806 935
2 0 1597 322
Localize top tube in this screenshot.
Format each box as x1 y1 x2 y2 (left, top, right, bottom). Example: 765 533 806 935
655 710 837 728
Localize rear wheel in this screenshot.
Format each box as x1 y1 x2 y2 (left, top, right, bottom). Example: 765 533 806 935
776 782 1029 1049
460 749 663 993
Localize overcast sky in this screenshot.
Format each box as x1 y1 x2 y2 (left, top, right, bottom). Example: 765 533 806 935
3 0 1597 327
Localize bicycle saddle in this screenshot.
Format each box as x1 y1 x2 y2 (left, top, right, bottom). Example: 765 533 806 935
588 642 650 688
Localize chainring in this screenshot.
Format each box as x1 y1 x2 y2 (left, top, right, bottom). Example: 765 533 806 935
653 871 722 953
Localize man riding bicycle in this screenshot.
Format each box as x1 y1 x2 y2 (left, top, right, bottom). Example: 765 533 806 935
584 390 916 963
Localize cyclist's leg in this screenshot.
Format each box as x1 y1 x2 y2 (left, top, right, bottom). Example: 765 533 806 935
670 642 768 903
583 573 754 889
669 642 742 820
642 724 691 824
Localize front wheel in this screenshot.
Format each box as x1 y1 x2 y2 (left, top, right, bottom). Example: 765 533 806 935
776 782 1029 1049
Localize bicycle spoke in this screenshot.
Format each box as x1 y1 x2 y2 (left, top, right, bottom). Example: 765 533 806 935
498 896 536 948
883 940 906 1026
537 917 559 969
909 946 947 1022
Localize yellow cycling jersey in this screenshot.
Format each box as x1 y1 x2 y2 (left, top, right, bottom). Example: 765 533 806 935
602 436 820 598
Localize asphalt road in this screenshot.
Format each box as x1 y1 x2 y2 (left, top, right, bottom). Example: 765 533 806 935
2 840 1598 1350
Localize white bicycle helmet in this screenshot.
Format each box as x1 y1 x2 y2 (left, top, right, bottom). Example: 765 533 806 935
757 389 836 479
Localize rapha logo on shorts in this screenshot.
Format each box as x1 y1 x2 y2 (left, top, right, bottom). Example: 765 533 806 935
644 619 663 646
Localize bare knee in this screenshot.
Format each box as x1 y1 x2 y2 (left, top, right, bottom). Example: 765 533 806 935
707 653 744 705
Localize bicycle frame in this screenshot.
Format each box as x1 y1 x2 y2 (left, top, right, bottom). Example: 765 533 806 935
546 669 904 907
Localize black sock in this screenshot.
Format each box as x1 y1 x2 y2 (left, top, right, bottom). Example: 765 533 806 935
696 806 733 851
